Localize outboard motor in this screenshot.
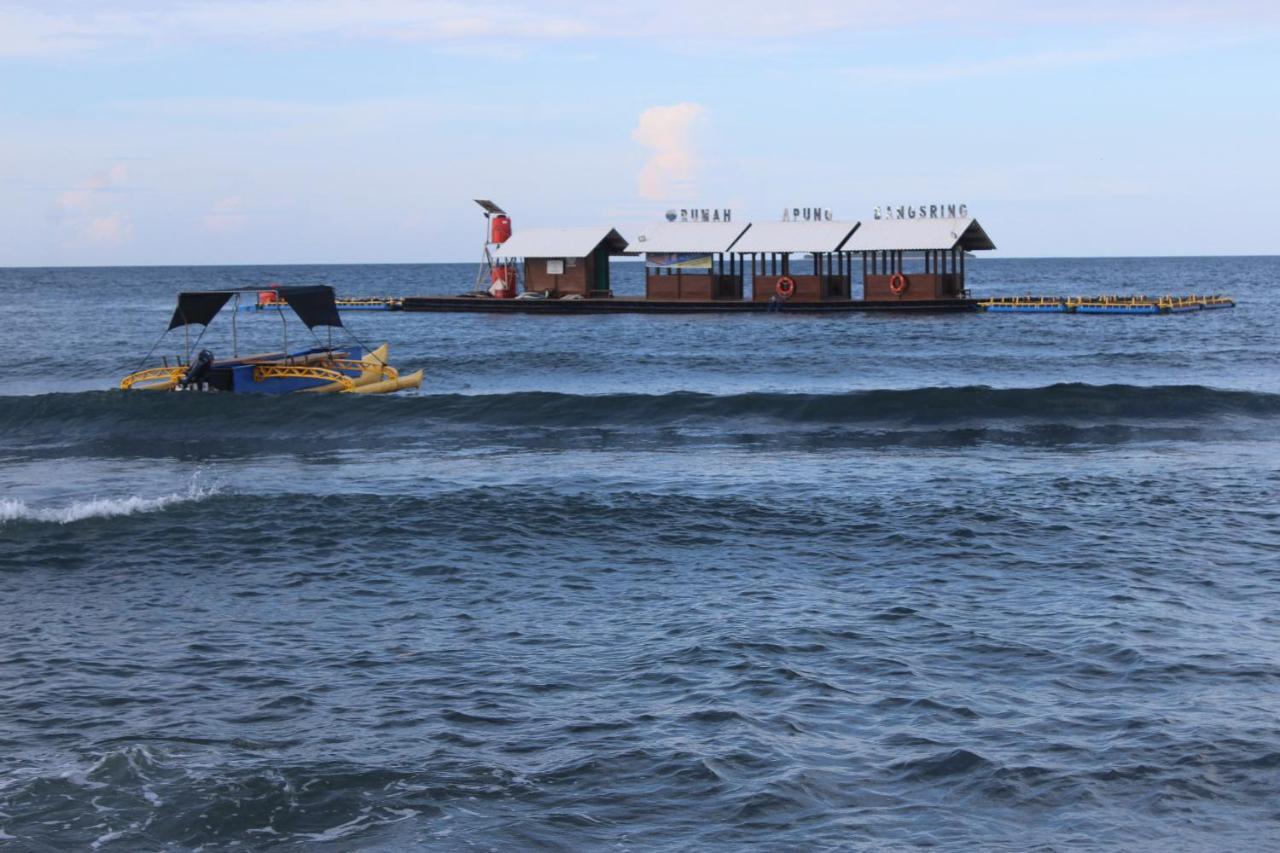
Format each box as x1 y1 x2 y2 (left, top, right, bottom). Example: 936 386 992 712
180 349 214 389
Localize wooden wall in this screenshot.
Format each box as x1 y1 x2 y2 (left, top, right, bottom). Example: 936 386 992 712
645 273 743 301
523 256 590 296
751 275 851 302
863 273 963 301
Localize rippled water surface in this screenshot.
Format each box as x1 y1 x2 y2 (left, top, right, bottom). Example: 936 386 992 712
1 258 1278 850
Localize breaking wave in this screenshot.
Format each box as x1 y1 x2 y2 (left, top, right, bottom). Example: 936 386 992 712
0 383 1277 438
0 483 218 526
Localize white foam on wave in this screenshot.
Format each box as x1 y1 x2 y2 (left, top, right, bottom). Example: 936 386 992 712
0 484 218 526
297 805 420 843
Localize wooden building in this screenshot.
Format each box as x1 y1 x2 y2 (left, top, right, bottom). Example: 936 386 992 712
729 221 861 302
843 218 995 301
633 221 751 301
494 226 630 298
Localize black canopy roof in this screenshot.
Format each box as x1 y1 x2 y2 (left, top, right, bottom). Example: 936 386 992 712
168 285 343 330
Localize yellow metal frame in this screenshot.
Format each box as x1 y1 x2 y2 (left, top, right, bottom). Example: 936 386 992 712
120 366 187 390
327 359 399 380
976 294 1233 312
1067 295 1141 307
252 364 354 391
978 296 1064 307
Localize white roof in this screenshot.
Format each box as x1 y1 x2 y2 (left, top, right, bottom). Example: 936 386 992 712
730 220 859 254
632 221 750 254
495 226 629 259
841 218 995 252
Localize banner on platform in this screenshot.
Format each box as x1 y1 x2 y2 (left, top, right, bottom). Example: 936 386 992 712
645 252 713 270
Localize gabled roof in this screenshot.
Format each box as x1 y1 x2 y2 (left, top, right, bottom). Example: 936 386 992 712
841 218 995 252
494 226 629 259
730 220 860 254
632 221 751 254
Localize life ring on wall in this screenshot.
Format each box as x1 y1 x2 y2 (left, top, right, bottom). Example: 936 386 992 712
775 277 796 299
889 273 908 295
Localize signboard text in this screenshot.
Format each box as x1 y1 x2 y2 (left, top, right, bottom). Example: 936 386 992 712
666 208 732 223
874 204 968 220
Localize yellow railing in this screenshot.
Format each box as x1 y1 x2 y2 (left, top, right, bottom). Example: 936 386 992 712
252 364 354 390
1065 295 1162 308
335 297 400 307
120 366 186 390
978 296 1064 307
976 293 1234 313
327 359 398 379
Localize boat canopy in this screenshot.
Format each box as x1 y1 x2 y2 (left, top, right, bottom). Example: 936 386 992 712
168 285 343 330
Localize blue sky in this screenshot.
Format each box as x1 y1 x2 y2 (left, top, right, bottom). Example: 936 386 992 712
1 0 1278 265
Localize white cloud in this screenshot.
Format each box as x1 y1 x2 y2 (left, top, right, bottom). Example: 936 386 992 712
632 103 705 201
50 162 135 247
203 195 246 233
87 212 134 245
54 162 129 214
0 0 587 56
1 0 1274 57
843 31 1255 85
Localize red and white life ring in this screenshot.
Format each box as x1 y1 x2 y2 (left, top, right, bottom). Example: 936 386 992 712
775 277 796 299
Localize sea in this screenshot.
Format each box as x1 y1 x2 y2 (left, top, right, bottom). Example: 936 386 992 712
1 257 1278 851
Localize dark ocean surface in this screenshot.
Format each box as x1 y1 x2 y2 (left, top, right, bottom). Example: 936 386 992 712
1 257 1278 851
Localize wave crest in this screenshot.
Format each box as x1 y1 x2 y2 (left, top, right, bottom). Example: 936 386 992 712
0 484 217 526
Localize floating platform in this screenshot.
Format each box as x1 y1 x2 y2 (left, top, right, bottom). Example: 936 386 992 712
1073 303 1161 315
337 297 403 311
241 296 403 312
981 297 1068 313
979 295 1234 315
400 296 980 314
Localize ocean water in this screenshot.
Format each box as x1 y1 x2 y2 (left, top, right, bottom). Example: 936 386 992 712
1 257 1278 851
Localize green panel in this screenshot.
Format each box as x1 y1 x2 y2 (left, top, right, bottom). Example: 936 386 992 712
591 246 610 294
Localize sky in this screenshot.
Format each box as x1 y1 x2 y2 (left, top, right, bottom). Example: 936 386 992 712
1 0 1278 265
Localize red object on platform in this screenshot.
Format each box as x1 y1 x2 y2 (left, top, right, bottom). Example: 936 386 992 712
490 266 517 298
490 215 512 245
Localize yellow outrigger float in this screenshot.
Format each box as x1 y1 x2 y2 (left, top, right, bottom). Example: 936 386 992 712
119 285 422 395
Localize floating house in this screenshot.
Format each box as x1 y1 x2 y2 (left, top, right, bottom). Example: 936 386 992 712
844 218 995 301
402 207 997 313
730 221 861 303
634 221 751 301
494 226 630 298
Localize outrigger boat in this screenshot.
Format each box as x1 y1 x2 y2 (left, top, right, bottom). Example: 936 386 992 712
119 285 423 394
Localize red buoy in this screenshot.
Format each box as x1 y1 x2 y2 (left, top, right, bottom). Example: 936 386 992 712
490 215 512 245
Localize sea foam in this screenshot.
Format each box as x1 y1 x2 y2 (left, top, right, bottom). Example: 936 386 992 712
0 485 216 525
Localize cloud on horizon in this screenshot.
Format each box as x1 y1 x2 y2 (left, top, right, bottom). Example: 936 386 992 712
202 195 246 234
50 163 136 248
